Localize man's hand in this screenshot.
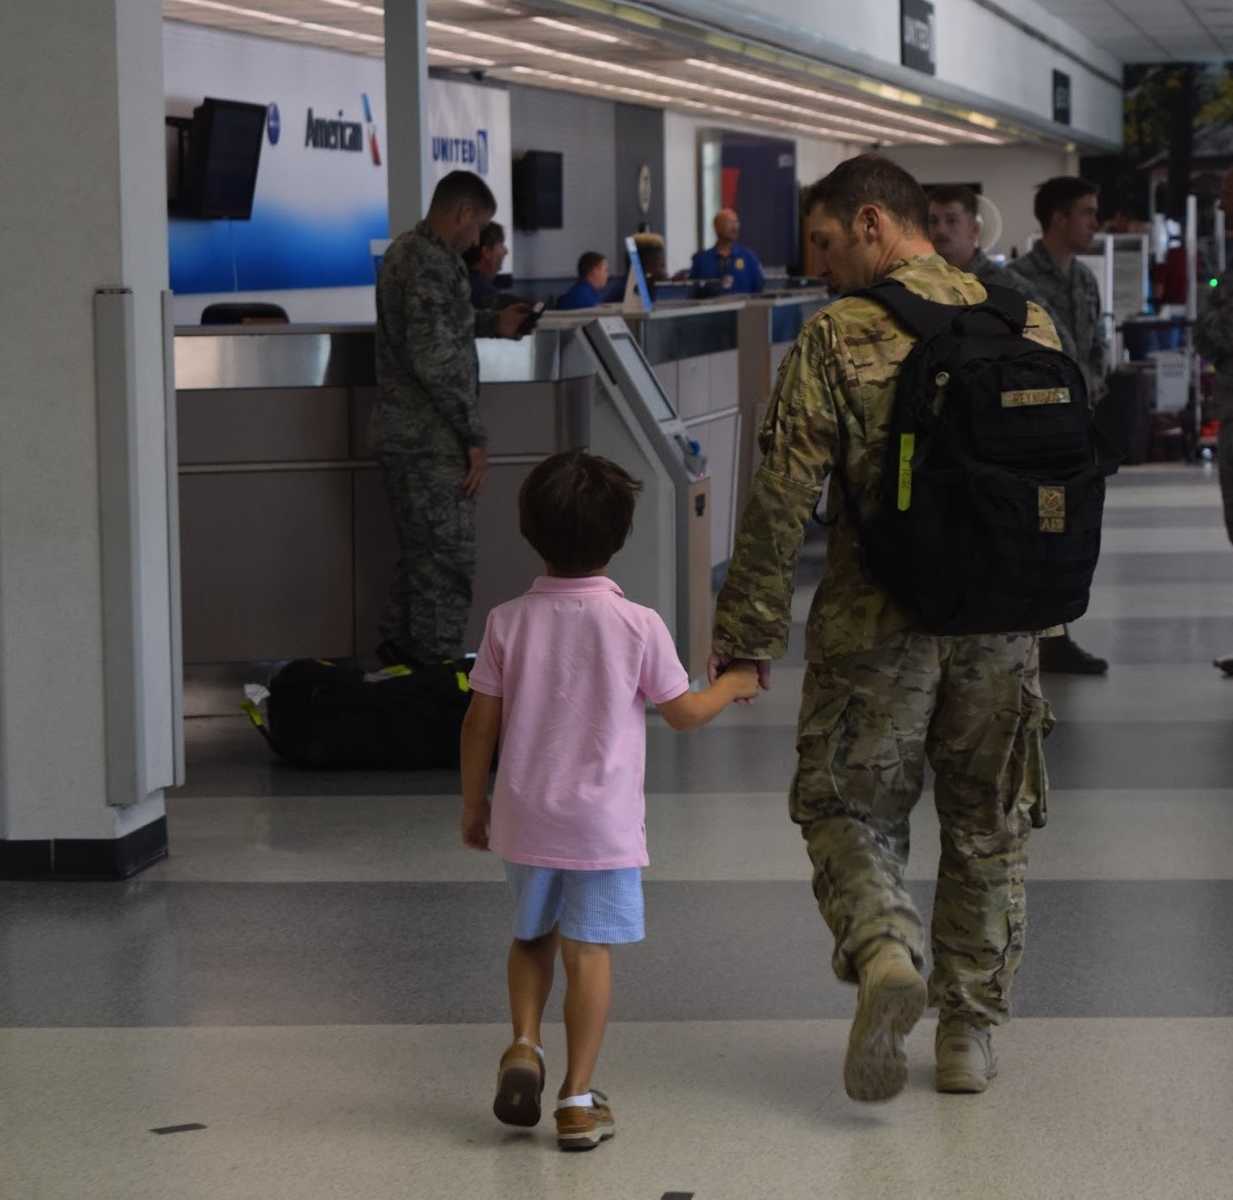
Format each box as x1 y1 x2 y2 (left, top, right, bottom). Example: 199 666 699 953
497 303 532 339
461 798 491 851
462 446 489 497
708 652 772 701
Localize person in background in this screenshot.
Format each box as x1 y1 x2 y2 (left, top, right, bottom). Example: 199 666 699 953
461 451 758 1151
1194 170 1233 676
1008 177 1109 676
557 252 610 310
373 171 529 667
928 185 1077 361
688 209 765 294
464 220 508 309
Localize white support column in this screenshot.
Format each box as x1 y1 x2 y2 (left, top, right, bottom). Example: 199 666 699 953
384 0 431 237
0 0 175 876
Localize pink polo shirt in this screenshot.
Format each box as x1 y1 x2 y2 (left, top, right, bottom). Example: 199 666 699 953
469 576 690 870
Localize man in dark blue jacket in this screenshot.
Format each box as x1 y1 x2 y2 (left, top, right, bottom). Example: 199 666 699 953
557 252 610 310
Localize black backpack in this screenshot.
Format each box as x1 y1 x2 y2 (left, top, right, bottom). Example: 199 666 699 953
246 657 475 770
830 279 1118 636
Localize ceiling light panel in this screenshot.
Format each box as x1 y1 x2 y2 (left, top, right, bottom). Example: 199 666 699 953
426 21 944 142
684 57 1004 143
531 16 621 43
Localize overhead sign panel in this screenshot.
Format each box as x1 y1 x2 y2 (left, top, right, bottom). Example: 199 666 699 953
1053 69 1072 126
901 0 936 76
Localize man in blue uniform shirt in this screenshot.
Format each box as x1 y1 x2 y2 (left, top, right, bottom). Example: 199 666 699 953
689 209 765 294
557 251 610 310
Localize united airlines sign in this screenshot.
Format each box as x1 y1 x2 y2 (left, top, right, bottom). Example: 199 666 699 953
432 129 489 175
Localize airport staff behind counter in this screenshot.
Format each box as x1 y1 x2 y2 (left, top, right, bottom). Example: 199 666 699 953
557 252 611 310
688 208 765 294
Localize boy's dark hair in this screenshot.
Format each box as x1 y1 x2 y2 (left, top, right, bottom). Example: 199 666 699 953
1034 176 1098 230
519 451 642 575
463 221 506 268
803 154 930 235
430 170 497 216
577 251 606 278
928 184 980 217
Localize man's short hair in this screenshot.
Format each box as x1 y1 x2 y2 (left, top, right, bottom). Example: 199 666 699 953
803 154 930 234
519 451 641 575
430 170 496 216
577 251 606 278
464 221 506 267
928 185 980 218
1034 177 1098 230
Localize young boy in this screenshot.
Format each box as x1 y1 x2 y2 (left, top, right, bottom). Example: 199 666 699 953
460 450 759 1152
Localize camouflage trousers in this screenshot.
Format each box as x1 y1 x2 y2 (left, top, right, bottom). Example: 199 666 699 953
377 450 476 662
790 631 1053 1027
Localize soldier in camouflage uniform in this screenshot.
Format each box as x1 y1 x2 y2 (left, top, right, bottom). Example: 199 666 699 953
928 185 1079 361
710 156 1058 1103
1194 171 1233 674
375 172 528 665
1007 177 1109 676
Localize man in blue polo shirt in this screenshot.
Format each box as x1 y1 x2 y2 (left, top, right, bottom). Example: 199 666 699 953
557 251 610 310
689 209 765 294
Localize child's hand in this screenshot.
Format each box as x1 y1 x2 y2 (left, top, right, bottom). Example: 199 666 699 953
461 801 491 851
725 661 762 700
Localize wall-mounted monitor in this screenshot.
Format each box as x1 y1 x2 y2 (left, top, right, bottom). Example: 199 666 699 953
169 98 267 220
513 150 563 231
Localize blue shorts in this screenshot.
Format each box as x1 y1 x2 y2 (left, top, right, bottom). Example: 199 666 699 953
503 863 645 944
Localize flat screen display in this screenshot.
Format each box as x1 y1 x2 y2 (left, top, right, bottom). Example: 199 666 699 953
191 98 267 219
609 333 676 421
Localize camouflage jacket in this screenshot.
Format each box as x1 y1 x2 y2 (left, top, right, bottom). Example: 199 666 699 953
1007 241 1106 404
712 254 1062 664
1194 272 1233 418
968 250 1079 364
375 221 500 455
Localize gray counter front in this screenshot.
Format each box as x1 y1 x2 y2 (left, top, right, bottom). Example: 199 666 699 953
174 292 828 690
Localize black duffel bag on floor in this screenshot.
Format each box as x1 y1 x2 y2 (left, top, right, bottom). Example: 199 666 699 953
245 658 475 770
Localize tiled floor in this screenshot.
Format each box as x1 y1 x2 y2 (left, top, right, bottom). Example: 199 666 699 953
5 464 1233 1199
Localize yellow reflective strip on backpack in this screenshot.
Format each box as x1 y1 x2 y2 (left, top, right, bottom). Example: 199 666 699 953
897 433 915 511
456 671 471 693
241 699 266 729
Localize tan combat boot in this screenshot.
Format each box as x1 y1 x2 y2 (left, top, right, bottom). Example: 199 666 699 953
935 1018 997 1094
844 940 927 1103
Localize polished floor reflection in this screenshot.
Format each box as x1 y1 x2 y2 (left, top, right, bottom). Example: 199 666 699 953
4 464 1233 1200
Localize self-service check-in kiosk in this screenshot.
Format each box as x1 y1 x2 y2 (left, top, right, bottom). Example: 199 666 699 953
579 317 712 677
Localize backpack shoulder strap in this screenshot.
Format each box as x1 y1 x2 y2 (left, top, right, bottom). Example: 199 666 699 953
979 283 1029 332
850 278 957 341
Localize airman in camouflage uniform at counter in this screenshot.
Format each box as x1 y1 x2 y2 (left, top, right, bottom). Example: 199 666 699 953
710 156 1059 1103
374 171 526 664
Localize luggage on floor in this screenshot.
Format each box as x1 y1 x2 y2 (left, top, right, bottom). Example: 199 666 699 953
243 657 474 770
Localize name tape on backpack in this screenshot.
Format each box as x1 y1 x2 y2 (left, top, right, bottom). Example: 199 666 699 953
1002 388 1071 408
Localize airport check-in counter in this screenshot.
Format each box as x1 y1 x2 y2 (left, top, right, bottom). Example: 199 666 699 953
173 312 713 699
736 289 830 515
628 290 829 571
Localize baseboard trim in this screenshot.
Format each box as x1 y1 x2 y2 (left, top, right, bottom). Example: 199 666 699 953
0 816 168 881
